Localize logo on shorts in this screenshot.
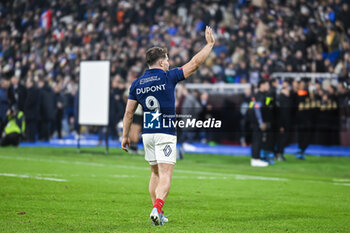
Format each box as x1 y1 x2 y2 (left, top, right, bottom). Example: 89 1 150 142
163 145 172 157
144 111 161 129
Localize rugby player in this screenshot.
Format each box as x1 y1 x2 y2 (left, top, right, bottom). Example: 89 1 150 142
122 26 215 225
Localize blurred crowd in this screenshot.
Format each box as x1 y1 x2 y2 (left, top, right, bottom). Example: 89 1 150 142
0 0 350 145
174 78 350 147
1 0 350 82
244 78 349 162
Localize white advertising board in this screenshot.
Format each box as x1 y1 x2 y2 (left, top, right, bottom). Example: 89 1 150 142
79 61 110 125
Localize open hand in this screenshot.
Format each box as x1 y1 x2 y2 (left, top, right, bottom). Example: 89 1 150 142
205 26 215 45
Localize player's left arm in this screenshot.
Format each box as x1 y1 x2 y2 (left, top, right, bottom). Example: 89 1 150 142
121 99 138 152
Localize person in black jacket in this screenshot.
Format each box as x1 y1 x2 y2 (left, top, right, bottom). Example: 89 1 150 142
110 77 126 140
24 78 40 142
248 80 269 167
53 83 64 139
276 81 293 161
8 76 27 111
0 79 10 137
295 80 312 159
260 79 276 164
38 79 56 141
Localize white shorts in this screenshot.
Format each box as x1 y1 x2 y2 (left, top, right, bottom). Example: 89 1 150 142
142 133 177 165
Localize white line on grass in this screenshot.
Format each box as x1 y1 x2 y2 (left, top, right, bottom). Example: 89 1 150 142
0 155 148 170
174 175 286 181
111 174 137 178
0 173 67 182
3 155 348 184
333 178 350 182
176 170 288 181
173 175 228 180
234 174 287 181
0 155 287 181
333 182 350 186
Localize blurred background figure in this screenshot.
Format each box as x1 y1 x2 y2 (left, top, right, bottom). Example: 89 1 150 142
53 82 64 139
23 79 40 142
276 81 293 161
180 87 201 143
198 91 212 144
248 80 269 167
260 80 275 164
240 86 252 147
0 80 10 136
8 76 26 111
296 80 312 160
38 79 56 141
1 105 25 147
110 75 126 140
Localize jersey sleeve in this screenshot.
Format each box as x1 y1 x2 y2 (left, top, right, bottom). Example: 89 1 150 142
128 81 137 100
166 68 185 85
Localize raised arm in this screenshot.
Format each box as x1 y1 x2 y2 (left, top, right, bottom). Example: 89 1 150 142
121 99 139 152
182 26 215 79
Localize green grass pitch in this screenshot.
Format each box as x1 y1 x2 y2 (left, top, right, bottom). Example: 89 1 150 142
0 147 350 232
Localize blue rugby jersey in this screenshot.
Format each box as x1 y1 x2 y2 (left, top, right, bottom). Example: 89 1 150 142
128 68 185 135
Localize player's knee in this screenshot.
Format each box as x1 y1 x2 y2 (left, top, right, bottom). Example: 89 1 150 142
150 165 159 176
152 170 159 176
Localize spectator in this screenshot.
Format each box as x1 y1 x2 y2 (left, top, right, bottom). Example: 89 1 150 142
0 79 10 135
1 105 25 147
23 79 40 142
53 82 64 139
38 79 56 141
295 80 312 160
198 91 212 143
8 76 27 111
276 81 293 161
248 80 269 167
110 75 126 139
180 87 201 143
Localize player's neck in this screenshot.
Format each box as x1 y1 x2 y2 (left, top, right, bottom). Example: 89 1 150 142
149 65 166 71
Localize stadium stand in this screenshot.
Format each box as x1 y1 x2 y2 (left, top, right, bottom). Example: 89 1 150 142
0 0 349 148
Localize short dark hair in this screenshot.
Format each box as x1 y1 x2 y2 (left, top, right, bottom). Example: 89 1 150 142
258 79 267 88
146 47 168 67
270 78 277 84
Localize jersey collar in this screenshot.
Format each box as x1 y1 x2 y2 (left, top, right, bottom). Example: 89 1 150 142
145 68 165 74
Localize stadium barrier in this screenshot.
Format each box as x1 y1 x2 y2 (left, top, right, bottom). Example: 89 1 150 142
184 83 250 94
183 73 340 94
271 72 338 82
19 137 350 157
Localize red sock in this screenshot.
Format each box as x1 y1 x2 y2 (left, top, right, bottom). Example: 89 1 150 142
153 199 164 213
